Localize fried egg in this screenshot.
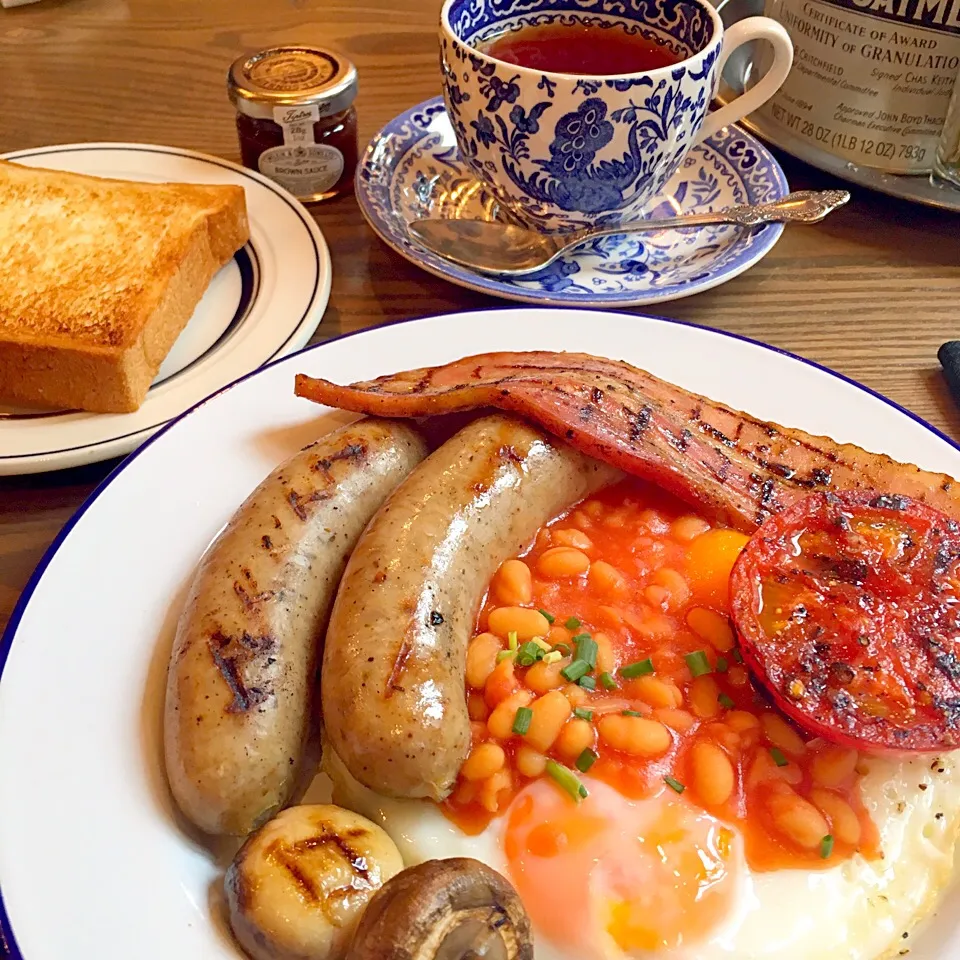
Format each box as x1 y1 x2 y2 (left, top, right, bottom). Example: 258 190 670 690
324 747 960 960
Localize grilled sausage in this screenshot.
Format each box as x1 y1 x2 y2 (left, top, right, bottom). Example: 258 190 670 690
164 419 429 836
321 414 622 801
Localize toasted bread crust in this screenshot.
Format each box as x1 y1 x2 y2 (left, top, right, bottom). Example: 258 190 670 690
0 160 249 413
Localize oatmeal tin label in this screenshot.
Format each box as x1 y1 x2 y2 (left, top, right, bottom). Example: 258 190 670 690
758 0 960 172
258 144 345 197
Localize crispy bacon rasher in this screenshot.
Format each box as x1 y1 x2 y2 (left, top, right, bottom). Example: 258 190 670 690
294 351 960 531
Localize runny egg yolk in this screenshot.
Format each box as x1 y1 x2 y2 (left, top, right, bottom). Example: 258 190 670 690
504 778 739 957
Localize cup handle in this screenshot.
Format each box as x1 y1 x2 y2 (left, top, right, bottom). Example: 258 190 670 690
693 16 794 146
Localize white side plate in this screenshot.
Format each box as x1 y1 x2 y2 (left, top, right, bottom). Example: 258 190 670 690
0 142 332 475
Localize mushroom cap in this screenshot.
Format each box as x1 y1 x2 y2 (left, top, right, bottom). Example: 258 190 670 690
345 857 534 960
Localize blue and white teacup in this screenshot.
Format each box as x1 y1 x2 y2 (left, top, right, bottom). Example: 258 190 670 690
440 0 793 232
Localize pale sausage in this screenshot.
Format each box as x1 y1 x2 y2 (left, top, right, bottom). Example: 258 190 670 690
322 414 621 801
164 419 428 835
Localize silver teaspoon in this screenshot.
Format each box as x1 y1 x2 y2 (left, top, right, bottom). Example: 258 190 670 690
409 189 850 277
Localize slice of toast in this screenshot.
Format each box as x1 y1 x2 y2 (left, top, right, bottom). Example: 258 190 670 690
0 159 250 413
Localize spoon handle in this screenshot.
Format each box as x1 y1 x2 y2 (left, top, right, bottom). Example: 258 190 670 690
578 190 851 242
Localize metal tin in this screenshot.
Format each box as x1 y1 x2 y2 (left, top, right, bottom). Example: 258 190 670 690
717 0 960 209
228 46 358 120
718 0 960 175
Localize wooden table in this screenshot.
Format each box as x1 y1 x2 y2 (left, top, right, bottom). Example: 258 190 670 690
1 0 959 635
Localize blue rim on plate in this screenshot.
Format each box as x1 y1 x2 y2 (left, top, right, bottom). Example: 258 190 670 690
2 307 956 959
356 97 789 307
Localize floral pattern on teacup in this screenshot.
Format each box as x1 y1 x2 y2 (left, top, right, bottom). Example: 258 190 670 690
442 0 722 230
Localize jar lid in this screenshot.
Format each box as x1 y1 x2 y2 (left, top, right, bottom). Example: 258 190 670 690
228 46 358 120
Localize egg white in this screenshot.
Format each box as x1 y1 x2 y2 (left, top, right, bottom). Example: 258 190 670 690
322 746 960 960
726 750 960 960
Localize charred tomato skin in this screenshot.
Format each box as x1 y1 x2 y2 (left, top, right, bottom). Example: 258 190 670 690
730 490 960 755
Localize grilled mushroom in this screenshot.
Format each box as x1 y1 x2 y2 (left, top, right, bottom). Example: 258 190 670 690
345 857 533 960
224 804 404 960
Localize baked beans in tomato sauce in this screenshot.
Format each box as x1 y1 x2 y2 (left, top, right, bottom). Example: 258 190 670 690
445 479 880 871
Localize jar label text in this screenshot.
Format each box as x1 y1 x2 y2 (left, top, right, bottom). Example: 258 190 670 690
258 144 345 198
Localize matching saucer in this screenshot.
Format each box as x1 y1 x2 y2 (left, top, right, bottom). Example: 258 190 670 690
357 96 789 307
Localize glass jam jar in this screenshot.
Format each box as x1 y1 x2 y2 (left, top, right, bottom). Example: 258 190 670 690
227 46 358 203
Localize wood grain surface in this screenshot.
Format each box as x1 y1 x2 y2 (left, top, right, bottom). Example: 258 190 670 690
1 0 960 635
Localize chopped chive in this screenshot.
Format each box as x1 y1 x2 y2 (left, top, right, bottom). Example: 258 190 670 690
600 671 617 690
539 609 556 624
733 648 744 664
770 747 789 767
552 642 572 657
575 635 598 669
716 657 729 674
579 675 597 691
546 760 587 803
685 650 712 678
664 775 686 794
718 693 736 709
512 706 533 736
515 641 535 663
561 659 591 682
516 641 546 666
576 748 598 773
820 834 834 859
574 707 594 721
543 650 563 665
496 649 515 663
508 631 519 652
622 709 644 717
619 658 654 679
565 617 581 630
532 636 552 651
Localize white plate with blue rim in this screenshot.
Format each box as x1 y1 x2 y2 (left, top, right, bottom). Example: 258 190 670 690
0 142 331 476
2 307 960 960
357 97 788 307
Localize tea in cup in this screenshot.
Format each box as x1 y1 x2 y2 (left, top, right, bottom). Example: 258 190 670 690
440 0 793 231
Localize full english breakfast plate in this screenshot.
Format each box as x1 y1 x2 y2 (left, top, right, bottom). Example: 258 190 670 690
2 307 960 960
